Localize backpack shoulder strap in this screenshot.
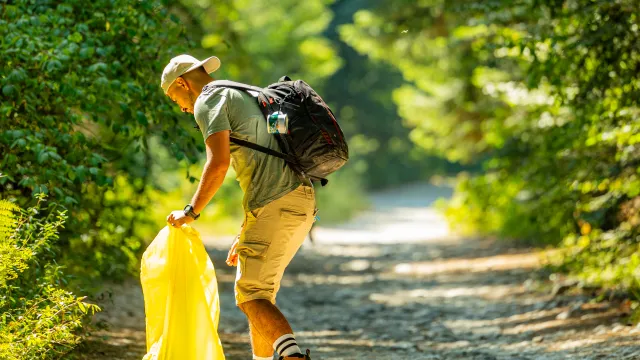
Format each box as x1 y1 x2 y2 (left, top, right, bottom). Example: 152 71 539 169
207 80 275 112
229 136 328 186
208 80 264 93
229 136 297 163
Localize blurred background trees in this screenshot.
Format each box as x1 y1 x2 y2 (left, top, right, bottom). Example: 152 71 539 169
342 0 640 291
3 0 640 356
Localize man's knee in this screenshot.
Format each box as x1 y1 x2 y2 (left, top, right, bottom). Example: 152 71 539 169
237 300 250 314
237 298 258 314
237 298 271 315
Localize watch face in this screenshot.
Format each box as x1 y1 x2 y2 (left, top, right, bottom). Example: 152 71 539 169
184 205 198 219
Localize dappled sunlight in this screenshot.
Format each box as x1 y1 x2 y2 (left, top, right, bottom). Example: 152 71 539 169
308 245 384 259
500 307 625 336
549 337 607 351
369 284 520 306
88 329 146 346
393 252 543 276
312 207 452 244
493 302 616 328
546 335 640 353
297 329 417 352
291 273 376 286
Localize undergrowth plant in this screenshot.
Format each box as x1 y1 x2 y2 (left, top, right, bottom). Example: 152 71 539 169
0 196 99 359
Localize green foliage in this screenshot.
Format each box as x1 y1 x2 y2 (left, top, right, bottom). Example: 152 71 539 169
176 0 341 86
0 197 99 359
442 172 575 244
0 0 196 280
340 0 530 164
342 0 640 300
148 163 245 236
315 166 370 224
322 0 453 190
0 200 25 286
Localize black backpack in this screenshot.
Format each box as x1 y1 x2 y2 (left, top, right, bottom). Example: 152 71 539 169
207 77 349 186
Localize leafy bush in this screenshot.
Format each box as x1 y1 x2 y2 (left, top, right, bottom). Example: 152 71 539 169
0 0 195 281
0 197 99 359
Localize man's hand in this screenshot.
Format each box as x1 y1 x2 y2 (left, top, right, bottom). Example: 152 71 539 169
166 210 194 228
226 235 240 267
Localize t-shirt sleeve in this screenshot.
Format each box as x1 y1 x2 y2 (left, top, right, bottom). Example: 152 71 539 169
194 90 232 141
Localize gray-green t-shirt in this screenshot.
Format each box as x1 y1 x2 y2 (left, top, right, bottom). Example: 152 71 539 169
193 86 301 211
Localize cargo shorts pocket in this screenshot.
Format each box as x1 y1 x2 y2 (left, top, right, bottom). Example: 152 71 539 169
236 240 273 295
237 241 270 274
237 241 269 256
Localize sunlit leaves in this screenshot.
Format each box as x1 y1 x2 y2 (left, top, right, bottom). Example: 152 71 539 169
346 0 640 300
0 199 98 359
181 0 340 86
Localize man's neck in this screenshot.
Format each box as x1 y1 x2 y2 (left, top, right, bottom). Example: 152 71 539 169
192 78 215 98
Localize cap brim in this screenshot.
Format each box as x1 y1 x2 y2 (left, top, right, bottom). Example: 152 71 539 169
185 56 221 75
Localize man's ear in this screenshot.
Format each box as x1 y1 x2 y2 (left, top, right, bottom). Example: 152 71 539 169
175 77 189 90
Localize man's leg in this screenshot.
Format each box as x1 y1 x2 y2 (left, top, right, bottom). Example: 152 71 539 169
249 320 274 359
235 185 316 358
243 300 295 356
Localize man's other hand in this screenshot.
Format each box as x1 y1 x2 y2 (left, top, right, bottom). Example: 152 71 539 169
226 235 239 267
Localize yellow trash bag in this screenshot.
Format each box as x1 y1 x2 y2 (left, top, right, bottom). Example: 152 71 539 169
141 224 225 360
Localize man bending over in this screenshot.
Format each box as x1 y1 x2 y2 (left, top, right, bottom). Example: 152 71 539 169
163 54 315 360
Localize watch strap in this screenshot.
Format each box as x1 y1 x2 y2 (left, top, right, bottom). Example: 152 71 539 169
183 204 200 220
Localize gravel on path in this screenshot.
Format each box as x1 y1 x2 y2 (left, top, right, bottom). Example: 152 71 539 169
74 184 640 360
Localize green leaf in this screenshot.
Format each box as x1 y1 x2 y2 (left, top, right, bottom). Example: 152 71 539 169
2 85 16 97
64 196 78 205
88 62 107 73
79 46 95 58
10 138 26 149
75 166 86 182
136 111 148 126
68 32 83 43
45 59 62 72
53 187 64 197
37 151 49 164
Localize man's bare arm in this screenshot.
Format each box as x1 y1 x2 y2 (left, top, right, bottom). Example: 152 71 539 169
189 130 231 214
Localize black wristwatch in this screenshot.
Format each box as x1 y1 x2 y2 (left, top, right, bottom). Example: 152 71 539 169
183 204 200 220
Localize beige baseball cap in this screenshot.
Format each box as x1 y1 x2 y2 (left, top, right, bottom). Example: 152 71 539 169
161 54 221 94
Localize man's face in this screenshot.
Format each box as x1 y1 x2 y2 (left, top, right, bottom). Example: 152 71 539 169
166 77 195 114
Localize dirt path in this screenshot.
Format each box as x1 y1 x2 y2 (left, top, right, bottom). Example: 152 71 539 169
77 184 640 359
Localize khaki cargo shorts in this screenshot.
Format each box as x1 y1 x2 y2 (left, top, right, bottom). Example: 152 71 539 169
235 185 316 305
